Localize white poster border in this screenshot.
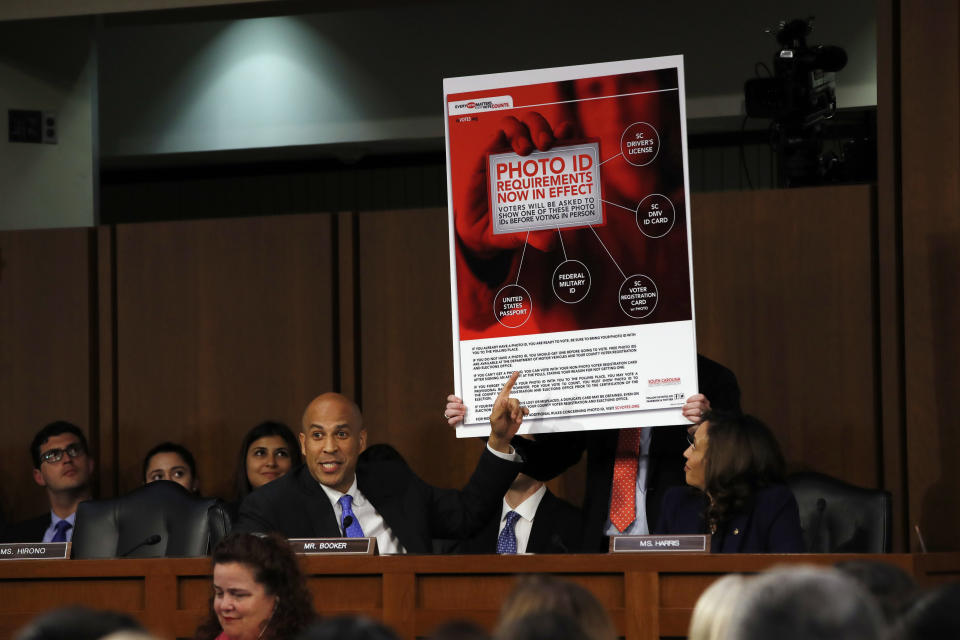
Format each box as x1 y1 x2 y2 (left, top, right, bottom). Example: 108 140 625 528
443 55 698 437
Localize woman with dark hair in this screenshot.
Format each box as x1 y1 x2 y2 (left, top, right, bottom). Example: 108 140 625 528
227 422 303 521
143 442 198 493
195 532 314 640
656 410 803 552
235 422 302 500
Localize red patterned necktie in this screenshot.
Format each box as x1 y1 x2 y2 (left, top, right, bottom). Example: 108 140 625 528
609 428 641 532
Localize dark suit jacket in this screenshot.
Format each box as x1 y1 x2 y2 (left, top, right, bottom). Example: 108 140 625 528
235 444 522 554
0 513 50 543
512 354 741 552
656 484 804 553
456 488 583 554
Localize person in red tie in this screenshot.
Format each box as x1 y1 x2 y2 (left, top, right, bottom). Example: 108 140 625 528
445 354 740 552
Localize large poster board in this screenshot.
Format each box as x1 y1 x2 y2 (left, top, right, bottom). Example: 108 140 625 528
444 56 698 436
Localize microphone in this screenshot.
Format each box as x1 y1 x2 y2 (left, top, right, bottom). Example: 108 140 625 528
120 534 162 558
810 498 827 552
342 516 354 535
549 533 569 554
914 524 928 553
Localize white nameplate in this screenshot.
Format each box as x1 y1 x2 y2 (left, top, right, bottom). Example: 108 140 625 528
0 542 70 560
289 537 377 555
610 534 710 553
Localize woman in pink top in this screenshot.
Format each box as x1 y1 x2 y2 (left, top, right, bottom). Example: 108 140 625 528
195 533 314 640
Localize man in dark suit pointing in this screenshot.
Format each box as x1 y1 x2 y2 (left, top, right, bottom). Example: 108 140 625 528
236 376 525 553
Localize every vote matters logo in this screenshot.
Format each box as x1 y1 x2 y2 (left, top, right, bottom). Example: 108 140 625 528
448 95 514 115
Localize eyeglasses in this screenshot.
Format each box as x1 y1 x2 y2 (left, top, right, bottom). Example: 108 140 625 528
686 432 697 450
40 443 85 464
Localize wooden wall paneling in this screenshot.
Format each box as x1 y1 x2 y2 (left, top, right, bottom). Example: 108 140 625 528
337 211 358 401
875 0 908 552
96 225 119 498
625 571 659 640
355 208 486 489
382 572 416 640
113 213 337 501
0 228 94 522
900 0 960 552
691 186 879 487
913 552 960 588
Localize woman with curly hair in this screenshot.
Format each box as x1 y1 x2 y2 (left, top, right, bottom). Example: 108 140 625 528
656 410 803 552
195 532 314 640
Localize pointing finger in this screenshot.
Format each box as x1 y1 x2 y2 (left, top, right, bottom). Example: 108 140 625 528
497 371 520 402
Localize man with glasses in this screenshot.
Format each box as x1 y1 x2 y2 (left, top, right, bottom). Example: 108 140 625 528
1 421 95 543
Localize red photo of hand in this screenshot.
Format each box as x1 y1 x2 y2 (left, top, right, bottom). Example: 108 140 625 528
456 112 575 257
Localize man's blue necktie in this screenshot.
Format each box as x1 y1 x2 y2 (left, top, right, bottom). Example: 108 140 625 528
51 520 72 543
496 511 521 554
338 495 365 537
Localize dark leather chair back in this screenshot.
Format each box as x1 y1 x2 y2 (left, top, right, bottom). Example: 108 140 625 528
208 501 232 549
72 481 225 558
787 471 892 553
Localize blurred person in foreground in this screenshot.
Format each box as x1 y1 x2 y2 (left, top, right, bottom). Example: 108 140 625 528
895 581 960 640
426 620 490 640
497 575 615 640
15 606 142 640
835 560 918 625
656 410 803 552
688 574 749 640
296 616 400 640
195 532 314 640
726 565 883 640
496 612 588 640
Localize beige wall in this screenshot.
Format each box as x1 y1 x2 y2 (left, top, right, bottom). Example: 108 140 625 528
0 17 95 231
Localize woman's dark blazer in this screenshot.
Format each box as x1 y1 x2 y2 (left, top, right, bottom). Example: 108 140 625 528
656 484 804 553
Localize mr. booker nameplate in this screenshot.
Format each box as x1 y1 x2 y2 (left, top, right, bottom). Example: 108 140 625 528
0 542 70 560
610 534 710 553
289 538 378 555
